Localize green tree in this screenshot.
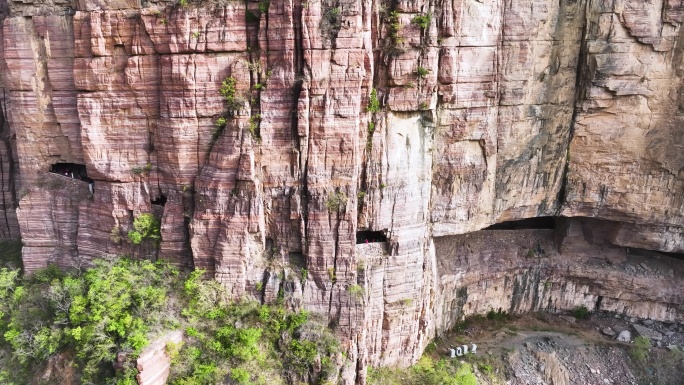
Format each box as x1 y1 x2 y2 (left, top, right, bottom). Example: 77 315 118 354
128 213 161 245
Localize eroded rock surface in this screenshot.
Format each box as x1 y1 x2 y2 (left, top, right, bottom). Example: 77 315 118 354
0 0 683 382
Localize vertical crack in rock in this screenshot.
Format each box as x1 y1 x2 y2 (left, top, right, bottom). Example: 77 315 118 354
556 0 589 214
291 0 309 260
0 92 16 238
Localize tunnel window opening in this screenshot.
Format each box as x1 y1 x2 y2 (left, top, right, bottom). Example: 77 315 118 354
356 230 387 244
49 163 88 180
484 217 556 230
151 194 167 206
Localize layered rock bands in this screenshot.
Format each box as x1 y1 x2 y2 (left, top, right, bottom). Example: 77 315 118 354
0 0 683 383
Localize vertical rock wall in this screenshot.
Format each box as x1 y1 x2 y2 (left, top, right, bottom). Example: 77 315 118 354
0 0 683 382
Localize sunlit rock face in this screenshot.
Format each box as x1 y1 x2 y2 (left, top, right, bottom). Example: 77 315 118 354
1 0 684 382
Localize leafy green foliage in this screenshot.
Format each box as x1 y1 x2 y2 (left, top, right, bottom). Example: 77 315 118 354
258 0 270 14
127 213 161 246
210 76 245 150
348 284 364 300
248 114 261 139
415 66 429 78
0 241 23 269
382 10 404 55
367 88 380 113
130 163 152 175
321 6 342 41
246 10 260 23
325 191 347 212
0 259 179 384
172 271 339 385
571 305 589 319
0 259 340 385
219 76 243 115
369 356 476 385
631 336 651 362
411 14 431 30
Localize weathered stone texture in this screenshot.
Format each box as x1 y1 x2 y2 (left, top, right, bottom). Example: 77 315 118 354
561 0 684 245
432 224 684 335
1 0 684 382
136 330 183 385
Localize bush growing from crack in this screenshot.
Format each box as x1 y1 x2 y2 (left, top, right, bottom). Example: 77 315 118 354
220 76 244 115
383 10 404 55
258 0 270 14
321 6 342 42
348 284 364 300
367 88 380 113
415 66 429 78
130 163 152 176
248 114 261 139
245 10 260 23
411 14 431 30
325 191 347 212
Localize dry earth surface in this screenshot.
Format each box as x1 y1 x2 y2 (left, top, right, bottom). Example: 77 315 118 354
430 312 684 385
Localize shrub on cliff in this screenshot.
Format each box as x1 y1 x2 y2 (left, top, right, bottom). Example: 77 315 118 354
220 76 244 115
411 14 431 30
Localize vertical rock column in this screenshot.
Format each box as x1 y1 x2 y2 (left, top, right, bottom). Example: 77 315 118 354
4 15 88 268
562 0 684 251
297 0 367 369
73 9 161 262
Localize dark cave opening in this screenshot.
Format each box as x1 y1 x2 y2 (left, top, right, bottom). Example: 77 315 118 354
356 230 387 244
151 194 167 206
660 251 684 262
484 216 557 230
50 162 88 179
595 296 603 312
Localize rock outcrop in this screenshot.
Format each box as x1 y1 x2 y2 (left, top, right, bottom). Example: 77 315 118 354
136 331 183 385
0 0 683 383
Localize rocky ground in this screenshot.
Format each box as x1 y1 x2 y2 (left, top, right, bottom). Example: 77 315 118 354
430 312 684 385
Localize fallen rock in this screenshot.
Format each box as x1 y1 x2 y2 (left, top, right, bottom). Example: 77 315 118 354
559 315 576 324
617 330 631 342
642 319 654 326
632 324 663 341
601 327 616 337
534 351 570 385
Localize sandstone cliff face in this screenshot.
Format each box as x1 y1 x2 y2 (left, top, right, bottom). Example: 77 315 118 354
1 0 684 383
